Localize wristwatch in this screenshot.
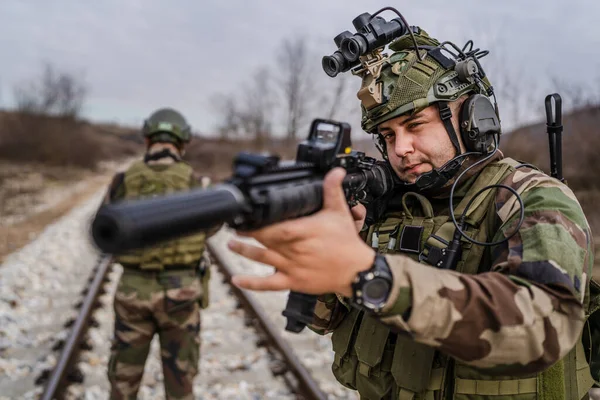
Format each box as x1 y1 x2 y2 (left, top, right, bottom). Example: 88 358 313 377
351 253 393 313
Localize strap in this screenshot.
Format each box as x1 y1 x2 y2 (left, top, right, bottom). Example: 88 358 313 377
453 160 514 226
455 377 537 395
437 101 461 155
401 192 434 218
398 388 415 400
144 148 180 162
428 368 445 391
331 309 362 367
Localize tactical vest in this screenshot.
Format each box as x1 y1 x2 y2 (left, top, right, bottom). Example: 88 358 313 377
114 160 207 269
330 158 598 400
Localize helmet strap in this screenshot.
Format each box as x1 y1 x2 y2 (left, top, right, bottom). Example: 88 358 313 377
144 148 180 163
437 101 462 155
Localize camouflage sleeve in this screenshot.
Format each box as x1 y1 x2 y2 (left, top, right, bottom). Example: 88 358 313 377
373 167 591 375
102 172 125 205
307 294 351 335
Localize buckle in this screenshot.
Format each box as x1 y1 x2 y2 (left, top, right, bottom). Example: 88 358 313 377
419 245 447 268
439 103 452 121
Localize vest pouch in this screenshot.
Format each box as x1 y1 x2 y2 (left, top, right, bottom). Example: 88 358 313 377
390 334 436 395
354 316 396 399
332 309 363 390
371 217 405 253
453 362 539 400
560 278 600 399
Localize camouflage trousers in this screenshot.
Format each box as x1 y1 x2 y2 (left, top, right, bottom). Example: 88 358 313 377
107 268 203 400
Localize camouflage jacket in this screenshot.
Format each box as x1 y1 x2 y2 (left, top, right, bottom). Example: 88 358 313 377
312 154 593 375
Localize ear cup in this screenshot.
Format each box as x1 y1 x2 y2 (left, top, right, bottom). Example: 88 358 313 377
459 94 501 153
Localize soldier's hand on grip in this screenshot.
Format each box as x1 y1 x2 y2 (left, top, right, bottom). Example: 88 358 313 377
229 168 376 298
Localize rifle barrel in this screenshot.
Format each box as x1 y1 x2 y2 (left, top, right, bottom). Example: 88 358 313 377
91 185 245 253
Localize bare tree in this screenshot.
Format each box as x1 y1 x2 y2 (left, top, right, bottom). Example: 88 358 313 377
13 62 87 119
238 67 273 149
277 37 314 142
325 74 351 120
210 93 240 140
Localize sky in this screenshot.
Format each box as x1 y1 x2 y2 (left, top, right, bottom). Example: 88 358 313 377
1 0 599 136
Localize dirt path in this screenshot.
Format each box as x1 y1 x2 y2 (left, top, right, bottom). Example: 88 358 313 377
0 159 135 263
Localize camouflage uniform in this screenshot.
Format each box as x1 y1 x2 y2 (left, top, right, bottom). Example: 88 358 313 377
103 109 215 400
309 28 597 399
311 154 595 399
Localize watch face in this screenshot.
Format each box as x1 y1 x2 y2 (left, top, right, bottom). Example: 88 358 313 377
363 278 391 305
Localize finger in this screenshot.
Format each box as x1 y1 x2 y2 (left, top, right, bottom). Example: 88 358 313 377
351 203 367 232
236 219 308 246
322 167 348 211
231 271 291 291
227 239 290 269
350 203 367 222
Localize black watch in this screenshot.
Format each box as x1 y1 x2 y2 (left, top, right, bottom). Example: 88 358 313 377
351 253 393 313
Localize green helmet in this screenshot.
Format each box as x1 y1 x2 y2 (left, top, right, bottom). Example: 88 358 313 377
142 108 192 144
358 29 493 134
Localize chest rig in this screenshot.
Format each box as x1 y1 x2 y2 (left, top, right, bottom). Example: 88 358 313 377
329 158 587 400
114 160 207 270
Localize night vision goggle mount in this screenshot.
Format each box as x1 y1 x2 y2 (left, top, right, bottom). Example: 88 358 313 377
321 7 494 101
322 9 417 78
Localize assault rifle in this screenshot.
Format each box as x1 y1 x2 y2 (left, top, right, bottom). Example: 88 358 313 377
91 119 396 333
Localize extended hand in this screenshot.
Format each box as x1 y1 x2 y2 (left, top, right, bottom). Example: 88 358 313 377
228 168 376 297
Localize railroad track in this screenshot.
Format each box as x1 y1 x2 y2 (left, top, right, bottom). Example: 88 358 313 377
36 254 113 400
207 240 327 400
35 230 349 399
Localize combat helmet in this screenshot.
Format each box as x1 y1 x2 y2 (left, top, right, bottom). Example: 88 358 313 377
358 28 497 154
142 108 192 144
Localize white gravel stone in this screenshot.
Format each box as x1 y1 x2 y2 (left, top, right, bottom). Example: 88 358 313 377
0 189 360 399
0 189 106 399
